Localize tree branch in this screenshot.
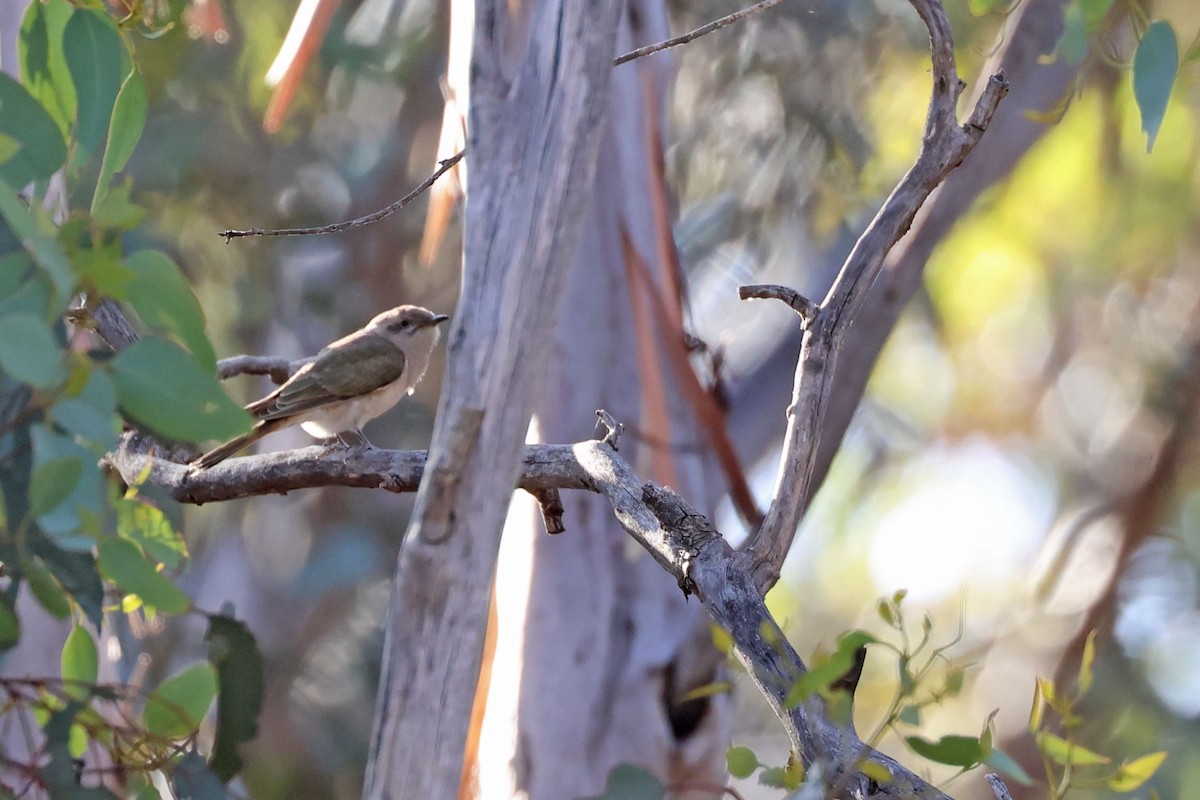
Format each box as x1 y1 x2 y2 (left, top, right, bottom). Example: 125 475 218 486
613 0 785 66
111 427 955 798
742 0 1008 592
218 151 465 241
216 355 309 383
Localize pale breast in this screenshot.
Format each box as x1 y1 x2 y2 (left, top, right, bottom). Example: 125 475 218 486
298 373 416 438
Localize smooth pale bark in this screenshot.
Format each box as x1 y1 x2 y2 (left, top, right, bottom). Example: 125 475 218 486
362 0 623 797
475 3 732 790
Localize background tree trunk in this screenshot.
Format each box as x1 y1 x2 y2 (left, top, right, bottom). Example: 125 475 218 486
471 4 734 795
363 0 624 796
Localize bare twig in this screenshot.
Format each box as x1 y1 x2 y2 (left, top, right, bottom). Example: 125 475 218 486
595 409 624 450
985 774 1014 800
741 0 1008 592
613 0 784 66
738 284 818 323
219 151 465 241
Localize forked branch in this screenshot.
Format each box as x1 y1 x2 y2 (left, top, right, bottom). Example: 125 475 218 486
740 0 1008 592
107 426 954 799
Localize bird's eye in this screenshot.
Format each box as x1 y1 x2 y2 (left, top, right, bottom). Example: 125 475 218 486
388 320 412 333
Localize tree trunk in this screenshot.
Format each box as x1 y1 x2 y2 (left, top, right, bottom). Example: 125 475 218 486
363 0 624 796
472 6 733 788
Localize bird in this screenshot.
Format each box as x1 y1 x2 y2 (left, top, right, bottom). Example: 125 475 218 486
193 305 449 468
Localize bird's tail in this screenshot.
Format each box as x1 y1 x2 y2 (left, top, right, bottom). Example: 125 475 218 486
193 420 280 469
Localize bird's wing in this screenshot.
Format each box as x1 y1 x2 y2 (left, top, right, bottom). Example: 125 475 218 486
247 332 406 421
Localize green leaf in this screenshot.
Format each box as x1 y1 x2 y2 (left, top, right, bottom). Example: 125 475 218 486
905 734 984 768
1057 2 1088 63
144 663 217 738
206 614 264 781
898 704 921 726
0 596 20 650
1035 732 1110 766
76 242 133 297
169 749 228 800
63 8 124 161
0 73 68 186
53 367 119 448
710 624 734 655
31 425 103 547
1077 629 1097 694
726 746 758 779
28 456 82 518
0 132 21 165
97 537 189 614
90 181 146 229
590 765 664 800
758 760 804 790
0 178 74 303
1108 751 1168 792
93 70 146 211
117 497 187 570
1132 20 1178 153
111 337 252 442
1079 0 1114 29
984 747 1035 786
967 0 1008 15
25 557 71 618
30 539 103 627
0 312 64 388
784 630 874 708
860 760 893 785
124 251 216 370
679 680 733 702
19 0 76 135
61 623 98 696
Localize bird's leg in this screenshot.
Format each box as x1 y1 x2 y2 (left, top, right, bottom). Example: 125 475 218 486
337 429 375 449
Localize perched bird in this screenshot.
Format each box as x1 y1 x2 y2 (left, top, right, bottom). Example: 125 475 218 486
194 305 449 468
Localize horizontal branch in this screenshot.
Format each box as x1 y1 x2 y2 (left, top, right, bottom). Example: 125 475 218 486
216 355 311 383
102 432 593 504
106 430 954 799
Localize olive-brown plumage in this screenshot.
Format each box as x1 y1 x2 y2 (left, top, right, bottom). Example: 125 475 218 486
194 305 448 468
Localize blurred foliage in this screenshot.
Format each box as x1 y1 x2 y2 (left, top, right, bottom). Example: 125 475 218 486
2 0 1199 797
0 0 265 794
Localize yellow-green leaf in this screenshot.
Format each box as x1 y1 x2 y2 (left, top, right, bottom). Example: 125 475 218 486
1036 732 1110 766
1078 629 1097 694
1108 751 1167 792
143 663 217 738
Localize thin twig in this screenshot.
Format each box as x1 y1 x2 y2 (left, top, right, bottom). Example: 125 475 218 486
613 0 784 66
985 774 1014 800
739 284 819 323
219 151 465 240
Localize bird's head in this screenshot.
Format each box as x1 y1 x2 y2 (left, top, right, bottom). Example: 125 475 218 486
369 305 450 352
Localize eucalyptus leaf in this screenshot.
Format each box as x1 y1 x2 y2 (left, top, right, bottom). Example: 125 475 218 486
143 663 217 737
111 337 251 442
97 537 189 614
63 8 124 161
124 251 216 369
1133 21 1178 152
0 73 67 186
0 312 64 388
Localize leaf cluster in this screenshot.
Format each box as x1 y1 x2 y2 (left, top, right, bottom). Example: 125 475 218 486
0 1 261 795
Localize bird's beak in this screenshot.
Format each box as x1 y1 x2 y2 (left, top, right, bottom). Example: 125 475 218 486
431 314 450 326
